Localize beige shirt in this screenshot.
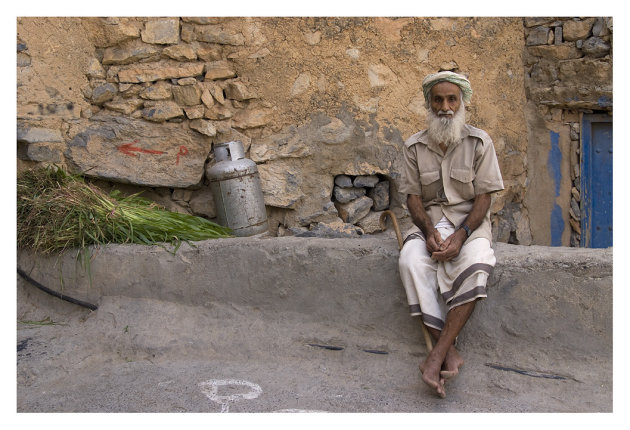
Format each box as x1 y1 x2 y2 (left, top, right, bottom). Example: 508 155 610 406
400 124 504 243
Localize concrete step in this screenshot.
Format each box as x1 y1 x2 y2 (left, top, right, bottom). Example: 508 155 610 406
16 237 613 412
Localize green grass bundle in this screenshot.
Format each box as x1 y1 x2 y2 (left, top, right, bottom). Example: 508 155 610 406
17 166 232 255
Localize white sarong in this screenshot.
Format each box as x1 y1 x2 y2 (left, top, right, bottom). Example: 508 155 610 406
398 217 495 331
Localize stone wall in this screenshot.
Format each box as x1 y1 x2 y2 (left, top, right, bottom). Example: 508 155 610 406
522 17 612 246
17 17 609 245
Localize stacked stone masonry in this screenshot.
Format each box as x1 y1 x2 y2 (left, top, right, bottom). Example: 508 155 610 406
523 17 612 246
16 17 612 246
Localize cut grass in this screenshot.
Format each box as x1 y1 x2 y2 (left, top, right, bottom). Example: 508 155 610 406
17 166 232 256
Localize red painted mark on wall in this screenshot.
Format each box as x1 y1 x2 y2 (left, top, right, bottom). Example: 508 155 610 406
117 140 166 157
176 146 189 165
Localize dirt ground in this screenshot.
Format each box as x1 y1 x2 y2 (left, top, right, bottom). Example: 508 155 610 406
17 271 612 415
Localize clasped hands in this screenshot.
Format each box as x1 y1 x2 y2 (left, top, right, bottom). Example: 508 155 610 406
425 228 466 261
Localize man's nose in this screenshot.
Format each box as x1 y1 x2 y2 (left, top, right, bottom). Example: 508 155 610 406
440 99 450 112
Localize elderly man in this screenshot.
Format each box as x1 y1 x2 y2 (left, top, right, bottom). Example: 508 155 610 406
398 71 504 398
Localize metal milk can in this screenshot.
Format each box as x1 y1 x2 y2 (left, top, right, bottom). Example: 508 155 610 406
206 141 268 237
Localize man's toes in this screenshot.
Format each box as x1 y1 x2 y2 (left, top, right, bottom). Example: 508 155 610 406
440 369 458 380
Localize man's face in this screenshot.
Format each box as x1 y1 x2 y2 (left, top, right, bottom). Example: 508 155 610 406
429 81 462 119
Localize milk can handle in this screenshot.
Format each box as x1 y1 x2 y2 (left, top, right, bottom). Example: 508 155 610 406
215 141 245 162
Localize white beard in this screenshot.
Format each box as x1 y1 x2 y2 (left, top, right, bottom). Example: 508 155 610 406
426 105 466 146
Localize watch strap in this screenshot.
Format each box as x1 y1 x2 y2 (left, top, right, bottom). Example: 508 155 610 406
459 224 472 237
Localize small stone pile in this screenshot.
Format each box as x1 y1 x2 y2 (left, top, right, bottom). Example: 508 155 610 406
332 174 390 234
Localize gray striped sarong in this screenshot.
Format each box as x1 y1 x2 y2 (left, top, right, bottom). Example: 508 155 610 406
398 219 495 331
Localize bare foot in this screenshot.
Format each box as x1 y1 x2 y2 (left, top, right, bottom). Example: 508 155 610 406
440 346 464 380
420 358 446 398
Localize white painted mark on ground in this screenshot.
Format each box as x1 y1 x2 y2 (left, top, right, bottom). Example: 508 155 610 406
199 379 263 413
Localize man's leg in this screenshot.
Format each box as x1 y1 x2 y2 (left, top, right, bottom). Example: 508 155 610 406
419 300 476 398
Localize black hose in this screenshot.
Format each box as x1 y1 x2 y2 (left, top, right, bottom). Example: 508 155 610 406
17 267 98 311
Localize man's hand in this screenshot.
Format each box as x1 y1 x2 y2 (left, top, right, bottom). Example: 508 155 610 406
425 228 444 255
431 228 466 261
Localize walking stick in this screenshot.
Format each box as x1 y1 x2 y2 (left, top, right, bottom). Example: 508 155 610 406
380 210 434 352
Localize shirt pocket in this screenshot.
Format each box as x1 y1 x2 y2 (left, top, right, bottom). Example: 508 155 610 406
449 167 476 201
419 170 441 200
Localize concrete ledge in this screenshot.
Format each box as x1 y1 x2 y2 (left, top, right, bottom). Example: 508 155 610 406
17 237 613 358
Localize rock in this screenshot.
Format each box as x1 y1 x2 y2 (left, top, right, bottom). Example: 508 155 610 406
286 226 310 236
141 101 184 122
172 84 201 106
216 128 252 153
189 186 216 218
570 199 581 221
102 41 161 65
184 105 205 119
290 73 311 98
17 52 31 67
257 161 304 209
249 127 312 162
356 211 385 234
582 37 610 58
353 175 379 187
334 175 353 188
196 45 222 62
195 25 245 45
303 31 321 45
367 63 397 88
333 186 366 204
232 108 273 129
177 77 198 86
203 81 226 105
204 104 233 120
118 62 205 83
296 202 339 226
247 48 271 59
527 44 583 61
201 89 215 108
570 123 580 140
104 99 144 115
314 118 355 145
172 188 193 202
64 112 211 188
592 18 609 38
17 125 63 143
569 217 581 235
141 18 180 44
514 209 533 245
91 83 118 104
562 19 595 42
139 81 172 100
163 45 197 61
190 119 217 137
526 27 550 46
296 220 364 238
335 196 373 224
204 61 237 80
81 17 141 48
524 18 556 28
86 58 106 79
21 142 63 162
554 26 562 45
225 80 257 100
346 48 360 60
118 83 139 95
368 180 390 211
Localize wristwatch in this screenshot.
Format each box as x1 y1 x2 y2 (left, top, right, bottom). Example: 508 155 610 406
459 224 472 238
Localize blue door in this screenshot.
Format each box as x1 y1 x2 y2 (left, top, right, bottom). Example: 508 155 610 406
580 114 613 248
